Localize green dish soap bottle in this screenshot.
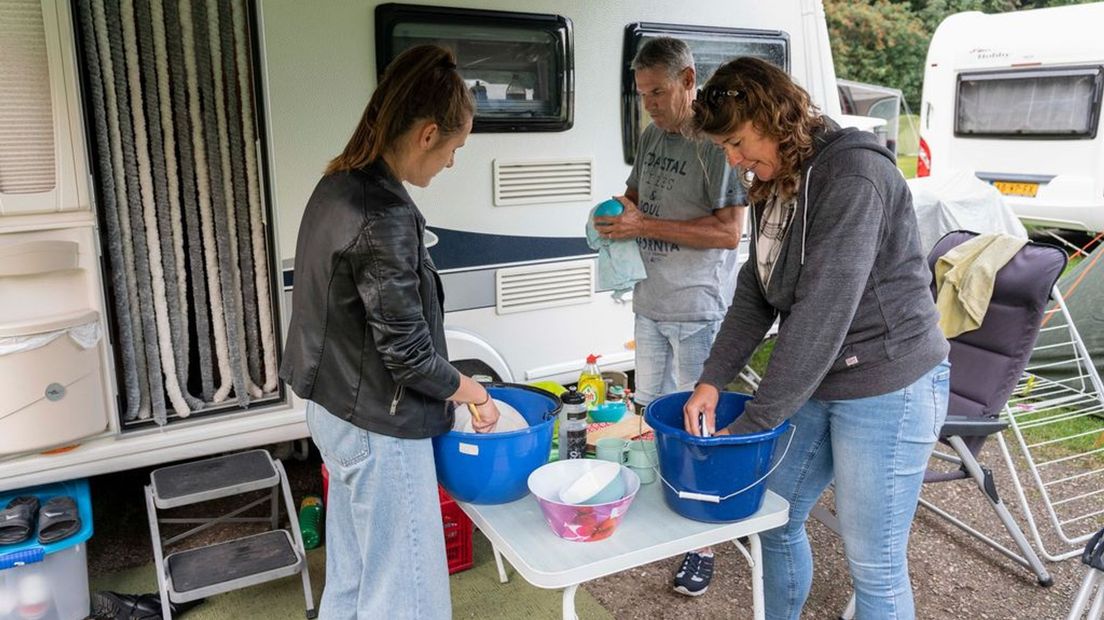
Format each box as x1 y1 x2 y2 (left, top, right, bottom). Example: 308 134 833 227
577 354 605 410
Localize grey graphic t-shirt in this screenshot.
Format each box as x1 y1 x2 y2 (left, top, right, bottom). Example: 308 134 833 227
626 124 745 322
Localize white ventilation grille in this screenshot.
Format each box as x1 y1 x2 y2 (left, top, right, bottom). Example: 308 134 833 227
496 261 594 314
493 158 593 206
0 0 57 194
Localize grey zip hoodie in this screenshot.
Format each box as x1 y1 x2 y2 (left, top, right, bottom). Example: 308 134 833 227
698 122 949 434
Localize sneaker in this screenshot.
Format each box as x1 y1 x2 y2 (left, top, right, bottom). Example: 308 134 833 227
673 551 714 596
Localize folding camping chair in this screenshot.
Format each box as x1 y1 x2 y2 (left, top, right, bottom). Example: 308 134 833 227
820 230 1065 619
913 230 1064 586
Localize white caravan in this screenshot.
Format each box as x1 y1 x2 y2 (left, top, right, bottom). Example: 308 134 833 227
0 0 841 490
918 2 1104 232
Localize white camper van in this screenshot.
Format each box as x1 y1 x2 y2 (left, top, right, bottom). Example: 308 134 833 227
0 0 842 490
918 2 1104 232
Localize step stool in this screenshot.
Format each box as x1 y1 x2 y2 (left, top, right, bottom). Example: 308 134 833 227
144 449 316 619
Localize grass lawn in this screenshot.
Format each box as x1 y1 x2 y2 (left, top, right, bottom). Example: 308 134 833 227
897 114 920 179
1016 406 1104 466
898 155 917 179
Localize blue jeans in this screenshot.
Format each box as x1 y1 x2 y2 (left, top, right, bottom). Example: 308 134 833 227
634 315 721 406
761 361 950 620
306 401 451 620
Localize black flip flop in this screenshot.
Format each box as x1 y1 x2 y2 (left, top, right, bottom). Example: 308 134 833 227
0 496 39 545
37 495 80 545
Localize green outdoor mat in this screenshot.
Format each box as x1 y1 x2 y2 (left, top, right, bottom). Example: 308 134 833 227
90 532 612 619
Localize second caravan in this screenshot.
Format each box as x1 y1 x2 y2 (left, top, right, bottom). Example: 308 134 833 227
918 2 1104 232
0 0 843 490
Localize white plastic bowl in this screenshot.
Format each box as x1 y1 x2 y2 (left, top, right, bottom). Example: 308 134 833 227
559 461 625 505
452 399 529 434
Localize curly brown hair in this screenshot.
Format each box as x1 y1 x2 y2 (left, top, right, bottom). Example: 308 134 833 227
691 57 824 204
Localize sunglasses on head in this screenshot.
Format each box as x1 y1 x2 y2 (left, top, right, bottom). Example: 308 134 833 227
695 86 744 108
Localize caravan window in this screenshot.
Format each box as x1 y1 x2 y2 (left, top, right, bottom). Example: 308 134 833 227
956 66 1104 139
622 23 789 164
376 4 573 133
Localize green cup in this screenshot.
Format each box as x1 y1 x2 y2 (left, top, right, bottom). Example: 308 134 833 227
626 439 658 484
595 437 629 464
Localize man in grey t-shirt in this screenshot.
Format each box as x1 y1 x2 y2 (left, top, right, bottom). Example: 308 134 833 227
594 37 745 597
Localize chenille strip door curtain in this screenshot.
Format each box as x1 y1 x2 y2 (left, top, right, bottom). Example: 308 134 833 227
75 0 278 425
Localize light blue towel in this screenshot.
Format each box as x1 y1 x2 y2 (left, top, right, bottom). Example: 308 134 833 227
585 206 647 301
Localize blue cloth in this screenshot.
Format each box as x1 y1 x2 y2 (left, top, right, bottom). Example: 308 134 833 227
306 401 451 619
585 206 647 301
760 360 950 620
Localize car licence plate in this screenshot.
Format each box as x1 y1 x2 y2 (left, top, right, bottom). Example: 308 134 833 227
993 181 1039 197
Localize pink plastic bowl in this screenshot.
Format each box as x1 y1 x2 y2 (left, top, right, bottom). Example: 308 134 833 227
527 460 641 542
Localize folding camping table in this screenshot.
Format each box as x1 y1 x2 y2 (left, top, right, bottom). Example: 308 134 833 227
459 484 789 620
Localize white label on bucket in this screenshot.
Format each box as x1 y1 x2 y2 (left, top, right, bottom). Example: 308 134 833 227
458 443 479 456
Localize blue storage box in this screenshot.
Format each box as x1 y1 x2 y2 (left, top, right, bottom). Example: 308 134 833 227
0 479 93 620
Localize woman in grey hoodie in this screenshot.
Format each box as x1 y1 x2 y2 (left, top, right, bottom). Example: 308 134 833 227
684 57 950 620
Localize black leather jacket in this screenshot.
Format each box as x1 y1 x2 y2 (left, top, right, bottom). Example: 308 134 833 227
280 161 459 439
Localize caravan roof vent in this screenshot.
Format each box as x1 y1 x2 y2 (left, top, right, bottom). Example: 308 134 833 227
495 260 593 314
492 158 593 206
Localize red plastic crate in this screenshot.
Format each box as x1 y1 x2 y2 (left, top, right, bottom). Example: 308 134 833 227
438 486 474 574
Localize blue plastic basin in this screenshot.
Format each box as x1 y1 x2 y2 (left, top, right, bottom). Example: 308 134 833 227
434 384 560 504
645 391 791 522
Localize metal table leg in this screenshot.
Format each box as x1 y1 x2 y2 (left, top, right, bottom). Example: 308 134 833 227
562 584 579 620
493 544 509 584
751 534 765 620
732 535 766 620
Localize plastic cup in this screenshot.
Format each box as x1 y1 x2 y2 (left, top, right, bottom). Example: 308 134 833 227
626 439 658 484
595 437 629 464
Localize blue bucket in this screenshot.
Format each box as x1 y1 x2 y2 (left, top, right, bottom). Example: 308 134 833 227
434 384 560 504
645 391 792 523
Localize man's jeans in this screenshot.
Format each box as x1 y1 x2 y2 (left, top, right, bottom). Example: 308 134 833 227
306 401 451 619
761 361 950 620
633 315 722 406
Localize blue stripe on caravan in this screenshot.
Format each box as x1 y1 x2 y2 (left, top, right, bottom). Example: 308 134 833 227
429 227 594 271
280 228 595 289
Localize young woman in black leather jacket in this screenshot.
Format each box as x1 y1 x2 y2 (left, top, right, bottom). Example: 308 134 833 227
280 45 499 619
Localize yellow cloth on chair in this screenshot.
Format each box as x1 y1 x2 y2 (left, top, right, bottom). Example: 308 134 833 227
934 233 1028 338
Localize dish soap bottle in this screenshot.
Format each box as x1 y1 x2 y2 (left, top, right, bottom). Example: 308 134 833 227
577 354 605 410
558 387 588 460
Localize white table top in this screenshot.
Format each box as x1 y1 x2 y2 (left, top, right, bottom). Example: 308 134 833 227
459 482 790 589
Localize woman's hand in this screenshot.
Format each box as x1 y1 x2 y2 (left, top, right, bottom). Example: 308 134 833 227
470 397 500 434
449 374 500 432
593 195 645 240
683 383 720 436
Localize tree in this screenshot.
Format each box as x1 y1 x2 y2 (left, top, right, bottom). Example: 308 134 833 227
825 0 1096 112
824 0 928 110
914 0 1018 31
